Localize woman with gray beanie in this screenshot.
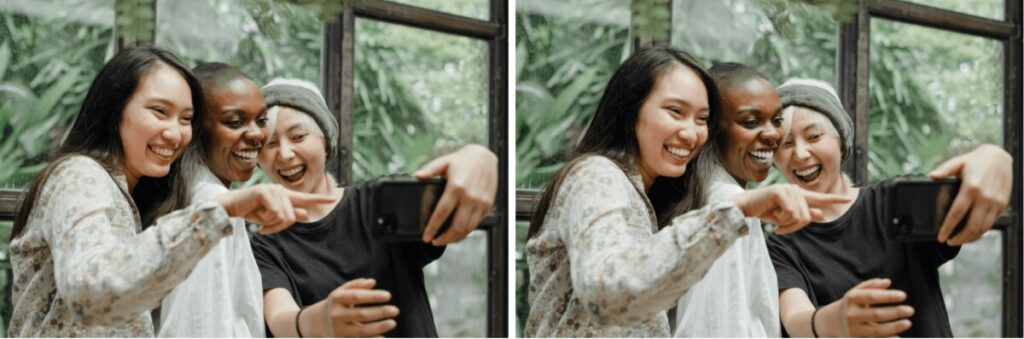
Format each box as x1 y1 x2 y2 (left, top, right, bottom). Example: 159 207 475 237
250 78 498 337
767 78 1012 337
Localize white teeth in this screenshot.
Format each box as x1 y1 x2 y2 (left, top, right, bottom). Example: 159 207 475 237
795 165 821 177
749 150 774 159
151 146 175 157
233 150 257 159
279 166 304 176
666 146 691 158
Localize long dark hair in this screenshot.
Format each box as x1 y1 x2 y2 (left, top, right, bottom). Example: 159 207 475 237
527 46 722 239
12 46 206 238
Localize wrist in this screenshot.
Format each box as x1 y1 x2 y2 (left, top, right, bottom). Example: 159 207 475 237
818 300 844 337
303 300 327 337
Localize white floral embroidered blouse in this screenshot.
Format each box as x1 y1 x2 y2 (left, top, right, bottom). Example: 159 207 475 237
524 155 748 337
8 155 232 337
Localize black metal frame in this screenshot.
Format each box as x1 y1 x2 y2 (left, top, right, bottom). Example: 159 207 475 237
322 1 507 336
516 0 1022 336
0 0 509 336
836 1 1021 335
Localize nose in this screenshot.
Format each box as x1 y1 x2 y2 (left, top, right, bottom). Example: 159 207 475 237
794 140 811 160
244 122 267 147
162 124 185 147
676 118 699 146
760 124 781 147
277 141 296 160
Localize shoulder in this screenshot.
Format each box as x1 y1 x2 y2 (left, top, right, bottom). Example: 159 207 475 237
41 155 116 194
562 155 630 186
52 155 110 178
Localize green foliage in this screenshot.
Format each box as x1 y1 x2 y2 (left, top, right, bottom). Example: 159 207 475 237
0 12 113 189
516 2 630 188
115 0 154 41
632 0 671 42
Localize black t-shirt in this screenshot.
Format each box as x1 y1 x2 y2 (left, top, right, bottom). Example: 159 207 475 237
250 183 446 337
766 180 961 337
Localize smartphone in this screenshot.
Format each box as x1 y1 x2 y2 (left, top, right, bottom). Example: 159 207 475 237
369 176 453 242
887 177 967 241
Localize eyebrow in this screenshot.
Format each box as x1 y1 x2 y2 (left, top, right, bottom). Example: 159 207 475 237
148 97 193 112
663 97 708 111
801 122 823 133
286 123 307 133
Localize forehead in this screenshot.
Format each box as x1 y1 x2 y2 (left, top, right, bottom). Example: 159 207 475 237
721 78 780 115
207 78 263 106
648 65 708 105
134 65 192 104
271 106 321 133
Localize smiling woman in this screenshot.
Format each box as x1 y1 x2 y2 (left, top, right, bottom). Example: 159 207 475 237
522 46 851 337
5 47 334 337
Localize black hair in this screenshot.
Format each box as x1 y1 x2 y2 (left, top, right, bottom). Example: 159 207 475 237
13 46 206 237
708 62 769 90
528 46 722 238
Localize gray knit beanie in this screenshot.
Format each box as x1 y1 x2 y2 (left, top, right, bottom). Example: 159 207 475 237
777 78 854 162
262 78 338 160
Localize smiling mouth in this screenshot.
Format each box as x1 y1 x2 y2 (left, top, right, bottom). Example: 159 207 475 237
748 150 774 164
278 165 306 182
665 146 691 159
149 145 176 159
232 149 258 160
793 165 822 183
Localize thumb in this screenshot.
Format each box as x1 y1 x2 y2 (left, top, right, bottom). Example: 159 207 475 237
415 155 451 179
929 155 965 179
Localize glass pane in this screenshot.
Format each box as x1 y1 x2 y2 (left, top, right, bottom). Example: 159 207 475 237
355 19 488 337
353 19 488 182
155 0 322 84
515 0 630 189
868 19 1003 183
870 19 1004 336
0 0 115 189
939 231 1002 336
155 0 322 187
672 0 842 187
423 231 487 337
904 0 1003 21
388 0 489 21
672 0 839 84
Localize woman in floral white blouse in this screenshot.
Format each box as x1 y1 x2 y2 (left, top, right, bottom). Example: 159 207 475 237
7 47 332 337
523 46 851 337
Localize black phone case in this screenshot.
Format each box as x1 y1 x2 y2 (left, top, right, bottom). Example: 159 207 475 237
886 176 967 242
367 176 453 242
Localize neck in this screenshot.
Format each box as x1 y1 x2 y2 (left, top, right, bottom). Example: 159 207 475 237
305 173 343 221
123 168 139 192
819 175 858 221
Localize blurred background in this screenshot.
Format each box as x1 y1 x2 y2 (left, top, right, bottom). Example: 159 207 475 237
515 0 1019 337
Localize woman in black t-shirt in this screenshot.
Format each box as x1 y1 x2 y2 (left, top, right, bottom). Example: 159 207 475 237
767 78 1012 337
250 78 497 337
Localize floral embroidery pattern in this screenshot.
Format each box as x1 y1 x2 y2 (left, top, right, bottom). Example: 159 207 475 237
8 156 231 337
525 156 747 337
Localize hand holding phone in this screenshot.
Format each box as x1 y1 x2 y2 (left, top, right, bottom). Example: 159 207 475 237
927 144 1011 245
886 177 967 242
369 176 453 242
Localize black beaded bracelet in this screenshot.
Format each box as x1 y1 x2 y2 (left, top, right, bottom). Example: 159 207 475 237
811 307 821 338
295 306 307 338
